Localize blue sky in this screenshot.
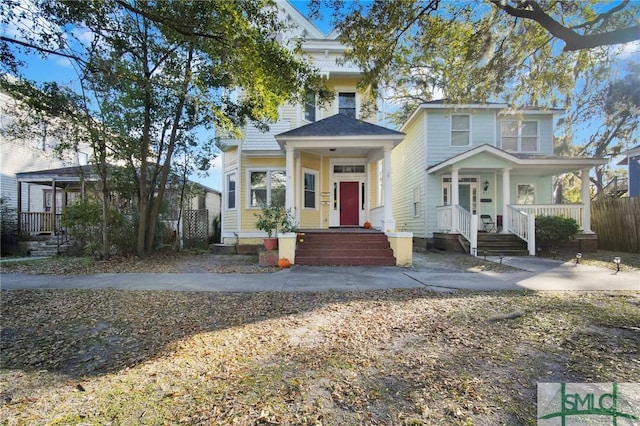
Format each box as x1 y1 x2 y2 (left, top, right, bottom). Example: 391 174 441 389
2 1 638 190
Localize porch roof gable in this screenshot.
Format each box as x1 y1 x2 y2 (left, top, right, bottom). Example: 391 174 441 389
427 144 607 175
275 113 405 153
276 113 404 139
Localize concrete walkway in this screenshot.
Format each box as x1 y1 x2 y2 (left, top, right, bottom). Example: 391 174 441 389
1 256 638 292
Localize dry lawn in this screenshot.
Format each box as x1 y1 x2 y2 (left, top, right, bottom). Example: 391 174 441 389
1 288 639 425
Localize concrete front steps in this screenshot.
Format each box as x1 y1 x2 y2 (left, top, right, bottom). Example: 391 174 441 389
295 230 396 266
19 236 75 257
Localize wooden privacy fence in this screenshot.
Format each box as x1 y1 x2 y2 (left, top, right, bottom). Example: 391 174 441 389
591 197 640 253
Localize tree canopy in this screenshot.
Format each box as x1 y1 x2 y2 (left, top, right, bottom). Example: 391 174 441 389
1 0 329 256
310 0 639 120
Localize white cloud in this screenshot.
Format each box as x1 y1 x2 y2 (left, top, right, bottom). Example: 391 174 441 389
615 40 640 59
54 57 73 68
72 27 95 46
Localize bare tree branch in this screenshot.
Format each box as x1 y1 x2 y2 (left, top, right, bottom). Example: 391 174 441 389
489 0 640 51
0 36 85 63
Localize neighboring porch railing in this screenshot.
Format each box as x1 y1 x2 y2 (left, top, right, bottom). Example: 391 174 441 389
19 212 62 236
515 204 583 230
370 206 384 230
436 205 452 230
455 205 478 256
507 205 536 255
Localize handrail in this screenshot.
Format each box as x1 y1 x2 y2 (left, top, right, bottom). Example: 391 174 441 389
515 204 583 229
436 205 452 231
507 205 535 255
370 206 384 230
455 205 478 256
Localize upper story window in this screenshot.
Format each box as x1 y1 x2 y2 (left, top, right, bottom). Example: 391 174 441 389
451 114 470 146
338 92 356 118
501 120 538 152
304 91 316 122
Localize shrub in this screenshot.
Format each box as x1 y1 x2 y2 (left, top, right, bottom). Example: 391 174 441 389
0 196 18 255
61 197 137 257
535 215 579 252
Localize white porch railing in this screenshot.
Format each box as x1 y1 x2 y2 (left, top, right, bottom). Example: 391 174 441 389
507 205 536 255
455 205 478 256
436 205 452 231
370 206 384 230
515 204 583 230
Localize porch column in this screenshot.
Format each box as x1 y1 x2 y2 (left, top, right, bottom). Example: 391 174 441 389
17 180 22 236
581 167 593 233
285 145 294 212
382 146 395 232
51 178 56 234
501 168 510 233
451 168 459 231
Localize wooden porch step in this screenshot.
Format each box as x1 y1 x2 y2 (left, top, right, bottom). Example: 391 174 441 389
477 233 528 256
295 230 396 266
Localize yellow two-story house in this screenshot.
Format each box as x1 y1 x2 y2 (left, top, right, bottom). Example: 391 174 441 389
219 2 411 266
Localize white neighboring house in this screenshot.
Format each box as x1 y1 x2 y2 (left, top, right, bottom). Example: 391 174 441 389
2 91 222 246
392 101 608 255
0 91 92 221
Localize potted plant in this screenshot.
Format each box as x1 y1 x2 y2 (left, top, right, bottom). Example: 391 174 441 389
255 203 298 250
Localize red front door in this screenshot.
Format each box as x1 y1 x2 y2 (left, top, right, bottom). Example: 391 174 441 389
340 181 359 226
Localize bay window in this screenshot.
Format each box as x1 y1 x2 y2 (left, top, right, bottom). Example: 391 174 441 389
249 170 286 208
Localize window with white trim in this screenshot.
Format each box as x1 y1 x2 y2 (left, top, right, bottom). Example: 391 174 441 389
249 170 286 208
516 183 535 204
303 170 318 209
226 172 236 210
338 92 356 118
304 91 316 122
451 114 470 146
501 120 538 152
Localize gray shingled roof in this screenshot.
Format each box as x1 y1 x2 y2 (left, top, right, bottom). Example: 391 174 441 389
276 113 404 138
16 165 98 178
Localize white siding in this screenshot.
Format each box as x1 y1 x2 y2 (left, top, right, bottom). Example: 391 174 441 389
392 110 427 237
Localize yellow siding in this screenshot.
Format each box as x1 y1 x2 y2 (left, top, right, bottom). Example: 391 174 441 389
322 77 377 123
299 152 322 228
224 147 238 170
368 162 379 211
222 148 238 233
320 156 331 228
240 156 286 231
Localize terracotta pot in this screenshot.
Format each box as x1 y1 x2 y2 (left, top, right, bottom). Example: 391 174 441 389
263 237 278 251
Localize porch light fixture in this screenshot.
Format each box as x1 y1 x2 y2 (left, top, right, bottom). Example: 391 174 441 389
613 256 621 273
575 252 582 265
483 180 489 192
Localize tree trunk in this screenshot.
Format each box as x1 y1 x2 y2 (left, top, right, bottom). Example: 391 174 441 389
144 46 194 254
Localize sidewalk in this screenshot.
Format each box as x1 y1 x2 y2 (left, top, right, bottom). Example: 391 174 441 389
1 257 638 292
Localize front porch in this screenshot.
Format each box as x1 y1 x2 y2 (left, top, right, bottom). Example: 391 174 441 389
428 145 607 256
